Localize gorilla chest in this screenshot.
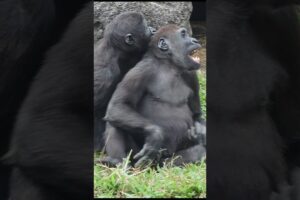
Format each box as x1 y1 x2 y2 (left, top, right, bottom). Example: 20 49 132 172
146 72 192 105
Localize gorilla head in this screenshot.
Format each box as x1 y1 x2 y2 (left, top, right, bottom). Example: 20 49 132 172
149 24 201 71
104 12 155 53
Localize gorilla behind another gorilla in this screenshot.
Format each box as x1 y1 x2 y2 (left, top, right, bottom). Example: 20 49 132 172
94 12 155 151
102 24 206 167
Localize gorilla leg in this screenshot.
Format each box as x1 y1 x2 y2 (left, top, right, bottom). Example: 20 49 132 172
163 144 206 166
176 145 206 164
101 123 140 167
101 124 127 166
94 118 105 152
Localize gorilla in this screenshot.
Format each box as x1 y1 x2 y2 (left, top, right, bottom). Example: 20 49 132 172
94 12 156 151
207 0 300 199
2 2 93 200
102 24 206 167
0 0 90 199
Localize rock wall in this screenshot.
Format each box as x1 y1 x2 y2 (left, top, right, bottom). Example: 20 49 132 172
94 2 193 43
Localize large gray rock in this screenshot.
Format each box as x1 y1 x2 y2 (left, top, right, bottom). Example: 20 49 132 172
94 2 193 43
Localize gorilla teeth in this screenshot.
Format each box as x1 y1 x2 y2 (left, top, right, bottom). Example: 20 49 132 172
188 49 200 63
190 49 197 56
192 56 200 64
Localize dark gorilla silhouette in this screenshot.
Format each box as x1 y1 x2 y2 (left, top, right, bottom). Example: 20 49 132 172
3 2 93 200
207 0 300 199
102 25 206 167
0 0 90 199
94 12 156 151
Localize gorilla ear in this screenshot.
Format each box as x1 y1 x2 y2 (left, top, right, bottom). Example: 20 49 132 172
125 33 134 45
158 38 168 51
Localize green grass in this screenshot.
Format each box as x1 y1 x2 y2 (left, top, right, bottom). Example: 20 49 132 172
94 158 206 198
94 71 206 198
198 70 206 119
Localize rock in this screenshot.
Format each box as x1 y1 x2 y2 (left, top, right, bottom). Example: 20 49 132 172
94 2 193 43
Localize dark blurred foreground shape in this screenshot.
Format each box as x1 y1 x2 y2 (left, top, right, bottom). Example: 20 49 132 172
207 0 300 199
0 0 93 199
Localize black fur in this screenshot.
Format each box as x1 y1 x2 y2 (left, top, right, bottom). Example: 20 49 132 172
94 12 154 151
0 0 90 199
207 0 300 199
4 2 93 200
102 25 206 167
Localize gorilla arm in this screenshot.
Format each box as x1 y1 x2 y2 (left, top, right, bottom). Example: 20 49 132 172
104 64 164 167
181 71 202 121
181 70 206 146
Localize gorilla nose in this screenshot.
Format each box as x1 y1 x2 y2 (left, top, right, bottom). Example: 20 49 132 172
149 27 156 35
191 38 199 44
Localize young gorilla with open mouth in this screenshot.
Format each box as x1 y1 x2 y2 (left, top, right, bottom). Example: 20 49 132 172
101 24 206 167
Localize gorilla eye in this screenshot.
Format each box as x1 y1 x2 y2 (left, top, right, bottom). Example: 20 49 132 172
158 38 168 51
125 33 134 45
181 29 187 38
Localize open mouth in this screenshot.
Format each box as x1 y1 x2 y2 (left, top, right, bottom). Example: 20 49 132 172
188 46 201 64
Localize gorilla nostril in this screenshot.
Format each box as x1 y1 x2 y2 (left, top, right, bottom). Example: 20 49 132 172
191 38 199 44
149 27 156 35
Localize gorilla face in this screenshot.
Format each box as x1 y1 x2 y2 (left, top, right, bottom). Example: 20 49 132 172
179 27 201 71
105 12 155 53
154 25 201 71
124 18 156 51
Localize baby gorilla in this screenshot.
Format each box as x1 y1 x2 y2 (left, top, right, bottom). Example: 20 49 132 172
102 24 206 167
94 12 155 151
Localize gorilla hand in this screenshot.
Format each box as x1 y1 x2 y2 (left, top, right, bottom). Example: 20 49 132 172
133 125 164 168
187 120 206 146
98 156 123 167
195 120 206 146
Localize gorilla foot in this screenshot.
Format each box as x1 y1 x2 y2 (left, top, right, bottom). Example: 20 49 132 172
97 156 123 167
133 144 168 168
